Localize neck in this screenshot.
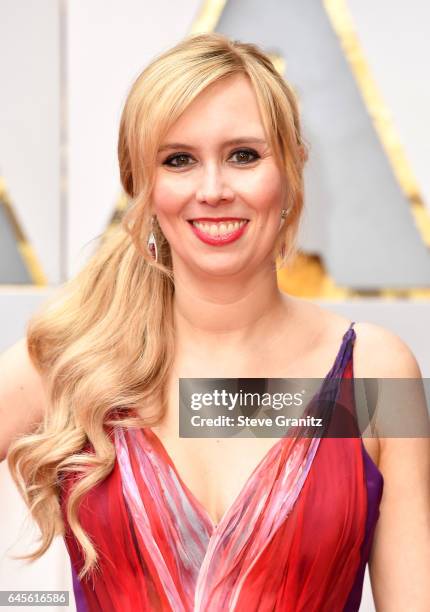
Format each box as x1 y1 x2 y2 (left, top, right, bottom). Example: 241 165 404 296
172 260 291 353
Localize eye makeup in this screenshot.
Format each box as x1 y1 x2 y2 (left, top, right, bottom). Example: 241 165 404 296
162 147 261 169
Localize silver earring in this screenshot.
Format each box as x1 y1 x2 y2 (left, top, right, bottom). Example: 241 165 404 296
147 216 158 262
281 208 289 219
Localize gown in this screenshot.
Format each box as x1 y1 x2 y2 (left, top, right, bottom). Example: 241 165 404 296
60 321 384 611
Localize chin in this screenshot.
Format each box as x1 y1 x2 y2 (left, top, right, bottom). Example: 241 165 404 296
188 256 250 278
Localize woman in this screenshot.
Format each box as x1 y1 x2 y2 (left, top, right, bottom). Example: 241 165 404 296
1 33 429 611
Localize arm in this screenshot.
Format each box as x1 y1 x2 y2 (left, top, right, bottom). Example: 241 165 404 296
0 337 48 462
354 323 430 611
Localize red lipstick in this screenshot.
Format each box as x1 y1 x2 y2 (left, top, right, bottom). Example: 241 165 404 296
188 219 249 246
188 217 248 222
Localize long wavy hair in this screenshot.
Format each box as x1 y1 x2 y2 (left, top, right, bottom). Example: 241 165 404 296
7 32 308 578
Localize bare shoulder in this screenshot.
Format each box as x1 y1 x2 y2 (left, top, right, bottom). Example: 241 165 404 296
352 321 422 378
0 337 48 461
352 321 428 474
281 296 422 379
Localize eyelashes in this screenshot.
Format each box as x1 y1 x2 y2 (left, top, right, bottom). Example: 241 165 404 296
230 149 261 165
162 148 261 169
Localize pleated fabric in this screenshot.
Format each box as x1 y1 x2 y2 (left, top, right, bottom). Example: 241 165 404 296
61 322 384 611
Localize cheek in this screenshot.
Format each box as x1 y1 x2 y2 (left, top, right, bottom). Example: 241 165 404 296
152 175 190 216
236 165 283 211
250 181 282 211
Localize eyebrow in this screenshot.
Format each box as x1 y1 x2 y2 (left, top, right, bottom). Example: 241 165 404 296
158 137 267 153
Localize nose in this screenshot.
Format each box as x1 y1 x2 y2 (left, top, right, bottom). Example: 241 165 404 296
195 164 234 206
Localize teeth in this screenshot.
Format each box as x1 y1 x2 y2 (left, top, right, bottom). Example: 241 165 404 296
192 219 247 236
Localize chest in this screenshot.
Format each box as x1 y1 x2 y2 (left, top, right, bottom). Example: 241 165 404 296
142 327 380 527
152 426 286 526
153 346 297 518
147 348 352 527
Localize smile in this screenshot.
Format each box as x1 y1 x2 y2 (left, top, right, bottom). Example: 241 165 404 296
187 219 249 246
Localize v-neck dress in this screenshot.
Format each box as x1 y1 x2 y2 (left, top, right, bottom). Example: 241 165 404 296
60 321 384 611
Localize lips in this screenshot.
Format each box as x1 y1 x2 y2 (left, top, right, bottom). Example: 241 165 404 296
188 218 249 246
188 217 249 222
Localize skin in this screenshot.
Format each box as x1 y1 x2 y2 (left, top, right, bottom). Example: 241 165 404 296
1 74 429 609
149 73 430 609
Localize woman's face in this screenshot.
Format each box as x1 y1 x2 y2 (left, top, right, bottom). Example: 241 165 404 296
152 73 286 277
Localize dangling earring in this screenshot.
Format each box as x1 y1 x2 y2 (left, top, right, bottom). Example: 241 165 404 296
147 215 158 262
279 208 289 261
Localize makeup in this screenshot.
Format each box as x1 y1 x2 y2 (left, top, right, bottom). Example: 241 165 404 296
188 218 249 246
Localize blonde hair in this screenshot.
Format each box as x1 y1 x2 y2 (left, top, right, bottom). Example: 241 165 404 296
7 32 308 578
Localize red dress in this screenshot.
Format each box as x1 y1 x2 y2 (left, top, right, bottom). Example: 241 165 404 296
61 322 383 611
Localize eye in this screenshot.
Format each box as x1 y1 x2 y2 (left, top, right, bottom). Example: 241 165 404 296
229 148 260 164
162 147 261 169
163 153 195 168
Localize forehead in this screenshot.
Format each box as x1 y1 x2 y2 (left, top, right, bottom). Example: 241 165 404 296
164 74 266 141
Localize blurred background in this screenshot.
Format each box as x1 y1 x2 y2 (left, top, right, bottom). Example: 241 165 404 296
1 1 429 610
